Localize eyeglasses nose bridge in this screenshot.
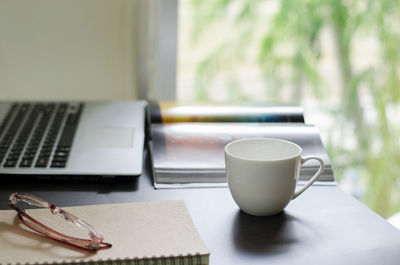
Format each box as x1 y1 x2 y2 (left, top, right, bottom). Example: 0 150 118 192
50 204 60 214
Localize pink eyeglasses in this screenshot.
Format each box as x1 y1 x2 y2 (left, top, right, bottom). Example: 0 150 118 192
8 192 112 252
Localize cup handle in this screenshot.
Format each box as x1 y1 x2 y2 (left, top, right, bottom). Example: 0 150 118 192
292 156 325 199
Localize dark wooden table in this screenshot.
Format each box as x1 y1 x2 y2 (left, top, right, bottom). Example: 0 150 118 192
1 151 400 264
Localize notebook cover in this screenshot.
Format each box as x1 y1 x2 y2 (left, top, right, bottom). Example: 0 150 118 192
0 200 209 265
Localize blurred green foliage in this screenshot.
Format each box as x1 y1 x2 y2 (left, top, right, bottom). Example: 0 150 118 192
187 0 400 217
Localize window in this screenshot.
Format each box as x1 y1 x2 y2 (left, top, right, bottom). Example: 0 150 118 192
177 0 400 218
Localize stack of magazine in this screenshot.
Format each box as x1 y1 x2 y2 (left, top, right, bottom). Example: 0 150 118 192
148 102 334 188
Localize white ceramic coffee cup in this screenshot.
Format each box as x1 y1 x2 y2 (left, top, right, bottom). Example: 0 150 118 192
225 138 325 216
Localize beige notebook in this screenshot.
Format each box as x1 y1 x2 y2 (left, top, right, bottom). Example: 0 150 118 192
0 200 209 265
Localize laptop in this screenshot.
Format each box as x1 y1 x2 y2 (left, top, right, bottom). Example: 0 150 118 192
0 100 147 180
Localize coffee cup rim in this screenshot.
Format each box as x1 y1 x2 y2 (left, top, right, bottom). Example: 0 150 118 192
225 137 302 162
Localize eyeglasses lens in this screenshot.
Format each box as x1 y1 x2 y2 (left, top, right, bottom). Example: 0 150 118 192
20 206 91 245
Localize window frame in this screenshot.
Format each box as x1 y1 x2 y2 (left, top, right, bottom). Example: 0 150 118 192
137 0 178 101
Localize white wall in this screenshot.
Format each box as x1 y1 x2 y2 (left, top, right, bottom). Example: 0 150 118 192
0 0 138 101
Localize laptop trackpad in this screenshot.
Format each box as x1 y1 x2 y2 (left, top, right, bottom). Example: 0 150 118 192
81 127 134 149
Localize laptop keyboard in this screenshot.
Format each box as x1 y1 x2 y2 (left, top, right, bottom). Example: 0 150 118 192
0 103 83 169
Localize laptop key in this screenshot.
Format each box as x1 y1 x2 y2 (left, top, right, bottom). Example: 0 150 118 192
19 159 33 167
35 158 49 168
22 154 35 159
57 124 77 148
50 161 66 168
56 146 70 152
4 160 17 167
52 156 67 162
54 151 69 158
66 113 80 125
39 151 52 157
